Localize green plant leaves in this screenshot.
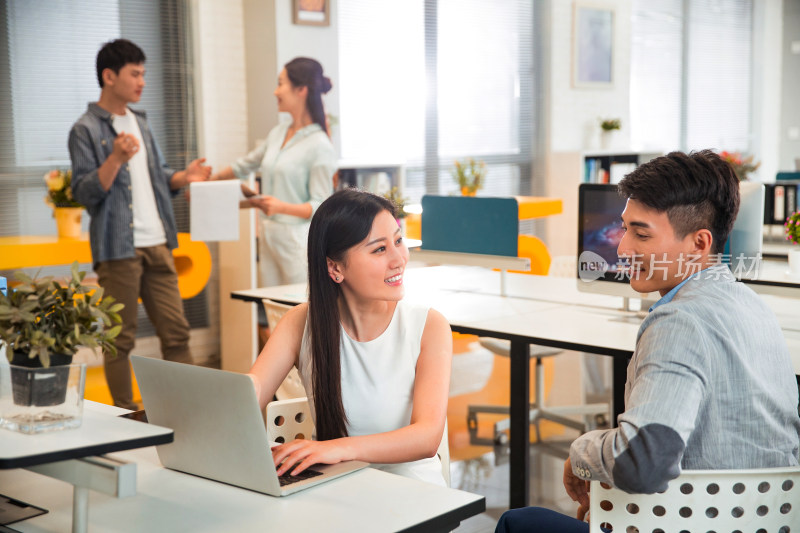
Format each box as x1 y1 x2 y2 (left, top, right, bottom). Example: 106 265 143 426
0 261 124 367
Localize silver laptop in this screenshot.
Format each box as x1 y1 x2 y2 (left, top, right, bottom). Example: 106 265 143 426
130 355 368 496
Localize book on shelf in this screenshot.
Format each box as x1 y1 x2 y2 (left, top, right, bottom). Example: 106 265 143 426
583 158 610 184
762 181 800 224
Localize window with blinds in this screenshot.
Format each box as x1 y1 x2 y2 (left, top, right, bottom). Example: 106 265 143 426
0 0 207 335
338 0 535 202
630 0 753 153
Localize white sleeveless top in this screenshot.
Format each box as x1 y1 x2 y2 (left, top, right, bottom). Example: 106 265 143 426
297 300 445 486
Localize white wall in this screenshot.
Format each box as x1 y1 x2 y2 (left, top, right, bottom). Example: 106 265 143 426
192 0 257 372
549 0 633 153
545 0 633 258
779 0 800 172
752 0 784 182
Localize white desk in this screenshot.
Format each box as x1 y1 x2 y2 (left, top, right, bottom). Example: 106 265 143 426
2 401 484 532
232 265 800 510
740 258 800 298
3 442 484 532
1 403 173 469
1 401 173 532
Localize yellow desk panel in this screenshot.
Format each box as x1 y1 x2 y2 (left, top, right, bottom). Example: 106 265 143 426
514 196 563 219
0 234 93 270
0 233 211 299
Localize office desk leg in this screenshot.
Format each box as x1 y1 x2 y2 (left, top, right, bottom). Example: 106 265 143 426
612 356 628 427
26 455 137 533
73 486 88 533
509 340 530 509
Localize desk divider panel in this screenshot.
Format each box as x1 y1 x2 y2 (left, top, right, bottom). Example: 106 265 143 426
421 196 519 257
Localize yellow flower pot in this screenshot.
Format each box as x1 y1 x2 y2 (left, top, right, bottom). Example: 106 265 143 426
54 207 83 239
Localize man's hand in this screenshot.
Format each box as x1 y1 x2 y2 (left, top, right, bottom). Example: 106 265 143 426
563 457 591 513
184 158 212 183
112 132 140 163
174 158 212 193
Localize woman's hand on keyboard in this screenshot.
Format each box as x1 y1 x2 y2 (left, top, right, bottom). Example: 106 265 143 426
272 438 352 476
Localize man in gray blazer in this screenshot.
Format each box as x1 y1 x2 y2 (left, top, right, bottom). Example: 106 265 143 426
496 150 800 533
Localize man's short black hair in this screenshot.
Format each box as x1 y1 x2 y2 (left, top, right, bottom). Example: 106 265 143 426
96 39 146 88
617 150 740 254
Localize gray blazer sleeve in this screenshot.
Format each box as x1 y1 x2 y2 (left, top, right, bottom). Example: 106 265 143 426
569 310 707 493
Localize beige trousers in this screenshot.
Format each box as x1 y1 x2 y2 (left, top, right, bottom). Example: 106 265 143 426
95 245 193 410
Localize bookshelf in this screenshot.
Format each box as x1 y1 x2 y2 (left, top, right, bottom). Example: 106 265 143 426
546 150 662 258
763 174 800 256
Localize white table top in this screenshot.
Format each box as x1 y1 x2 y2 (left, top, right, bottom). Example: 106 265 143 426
0 401 173 469
233 264 800 364
2 443 484 533
234 266 640 356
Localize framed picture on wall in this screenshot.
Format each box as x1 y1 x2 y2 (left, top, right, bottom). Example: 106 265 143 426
572 2 614 88
293 0 330 26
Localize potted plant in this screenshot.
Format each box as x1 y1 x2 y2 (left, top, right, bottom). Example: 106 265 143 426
719 151 760 181
382 186 409 219
44 169 84 239
599 118 621 150
382 186 411 237
0 262 122 433
785 211 800 277
452 158 487 196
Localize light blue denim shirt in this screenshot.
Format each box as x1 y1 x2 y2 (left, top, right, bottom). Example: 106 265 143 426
570 264 800 493
232 122 335 225
68 103 179 264
648 267 706 312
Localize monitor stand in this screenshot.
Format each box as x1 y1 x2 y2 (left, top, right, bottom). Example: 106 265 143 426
610 296 656 324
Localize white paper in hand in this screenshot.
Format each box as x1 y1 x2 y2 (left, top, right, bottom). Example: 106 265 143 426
190 181 240 242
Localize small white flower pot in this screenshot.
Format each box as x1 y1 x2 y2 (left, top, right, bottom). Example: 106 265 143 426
788 249 800 277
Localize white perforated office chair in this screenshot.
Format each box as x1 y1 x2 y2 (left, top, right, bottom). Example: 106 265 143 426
468 256 609 451
266 397 315 444
589 466 800 532
266 397 451 487
262 299 306 400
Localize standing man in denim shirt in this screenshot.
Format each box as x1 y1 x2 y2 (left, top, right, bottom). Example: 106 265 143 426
68 39 211 410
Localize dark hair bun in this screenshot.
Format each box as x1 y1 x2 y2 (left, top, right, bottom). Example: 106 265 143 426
321 76 333 94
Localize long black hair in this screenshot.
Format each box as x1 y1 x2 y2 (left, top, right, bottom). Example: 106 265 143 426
306 189 397 440
285 57 332 135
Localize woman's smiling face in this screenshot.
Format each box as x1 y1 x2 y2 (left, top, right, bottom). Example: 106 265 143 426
330 210 408 301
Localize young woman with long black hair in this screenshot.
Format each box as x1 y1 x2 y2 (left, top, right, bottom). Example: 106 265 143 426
247 189 452 486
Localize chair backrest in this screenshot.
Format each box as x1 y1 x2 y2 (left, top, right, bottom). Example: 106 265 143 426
266 397 315 444
262 299 306 400
590 466 800 532
266 397 452 487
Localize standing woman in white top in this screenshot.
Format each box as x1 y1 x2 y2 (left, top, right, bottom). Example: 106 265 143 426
211 57 336 287
247 189 453 486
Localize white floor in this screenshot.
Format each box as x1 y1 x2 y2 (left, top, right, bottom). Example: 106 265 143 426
448 349 612 532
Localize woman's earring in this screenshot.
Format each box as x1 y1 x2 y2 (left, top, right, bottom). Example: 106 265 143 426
335 276 340 282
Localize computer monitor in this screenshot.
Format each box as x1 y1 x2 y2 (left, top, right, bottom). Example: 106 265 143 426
577 183 645 300
727 181 764 277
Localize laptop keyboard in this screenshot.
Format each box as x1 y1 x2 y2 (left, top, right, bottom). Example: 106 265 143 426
278 468 324 486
